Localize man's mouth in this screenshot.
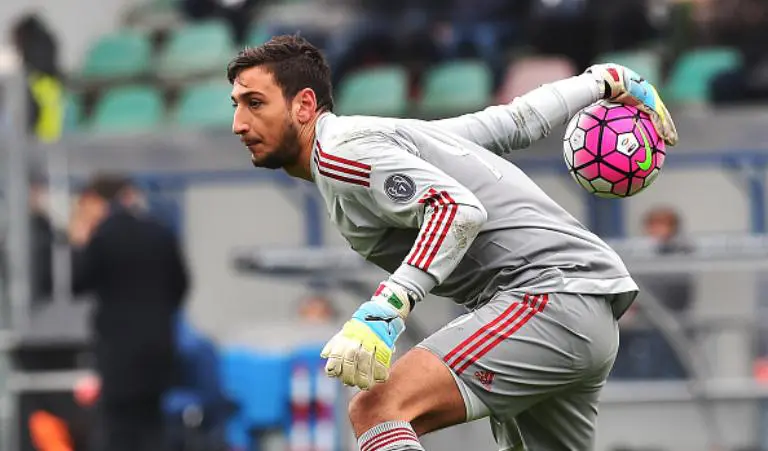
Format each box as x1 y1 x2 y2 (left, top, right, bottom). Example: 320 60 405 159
242 140 261 151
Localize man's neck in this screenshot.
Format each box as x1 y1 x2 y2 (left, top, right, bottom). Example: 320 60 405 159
284 112 324 182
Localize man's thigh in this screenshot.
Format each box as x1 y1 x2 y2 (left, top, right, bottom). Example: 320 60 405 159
418 291 619 441
349 347 468 437
491 354 614 450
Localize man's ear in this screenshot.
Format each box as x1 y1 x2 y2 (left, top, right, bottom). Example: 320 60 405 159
294 88 318 124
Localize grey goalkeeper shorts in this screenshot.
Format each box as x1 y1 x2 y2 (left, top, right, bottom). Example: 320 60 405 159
417 291 621 451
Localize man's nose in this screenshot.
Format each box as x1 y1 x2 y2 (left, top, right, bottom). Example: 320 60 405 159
233 119 249 136
232 109 249 135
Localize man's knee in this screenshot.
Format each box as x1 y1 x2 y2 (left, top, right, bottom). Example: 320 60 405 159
348 386 403 435
347 348 466 436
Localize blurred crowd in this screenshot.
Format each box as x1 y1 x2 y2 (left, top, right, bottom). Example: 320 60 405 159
173 0 768 104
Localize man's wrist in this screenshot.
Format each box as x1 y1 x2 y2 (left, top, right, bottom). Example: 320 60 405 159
390 264 436 302
371 280 418 319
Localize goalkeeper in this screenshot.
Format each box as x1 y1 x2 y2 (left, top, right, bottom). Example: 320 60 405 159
228 35 676 451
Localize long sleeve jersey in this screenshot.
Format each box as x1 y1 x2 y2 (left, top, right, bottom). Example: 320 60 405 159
311 73 639 316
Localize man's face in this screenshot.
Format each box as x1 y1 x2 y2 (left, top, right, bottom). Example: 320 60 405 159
231 66 302 169
76 193 108 225
644 214 677 242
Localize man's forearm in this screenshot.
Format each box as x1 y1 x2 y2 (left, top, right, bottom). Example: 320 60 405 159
512 73 605 147
391 201 487 301
434 73 604 154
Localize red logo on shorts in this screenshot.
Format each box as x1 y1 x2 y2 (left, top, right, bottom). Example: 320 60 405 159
474 370 495 389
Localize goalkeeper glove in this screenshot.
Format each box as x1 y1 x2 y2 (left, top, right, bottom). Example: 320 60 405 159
320 280 416 390
587 63 679 146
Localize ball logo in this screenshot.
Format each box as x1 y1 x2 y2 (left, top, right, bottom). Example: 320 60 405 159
384 174 416 203
616 133 640 156
636 125 653 171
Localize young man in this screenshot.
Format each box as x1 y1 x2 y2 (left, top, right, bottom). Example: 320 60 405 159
228 35 677 450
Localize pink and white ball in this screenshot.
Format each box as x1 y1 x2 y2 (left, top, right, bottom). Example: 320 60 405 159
563 100 666 198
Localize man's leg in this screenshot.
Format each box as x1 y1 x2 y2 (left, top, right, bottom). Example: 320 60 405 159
349 348 469 450
510 376 607 451
518 297 618 450
350 291 619 450
422 292 619 451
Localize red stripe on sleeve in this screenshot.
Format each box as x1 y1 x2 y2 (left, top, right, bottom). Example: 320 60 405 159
412 192 451 269
317 141 371 171
406 196 440 266
420 203 458 270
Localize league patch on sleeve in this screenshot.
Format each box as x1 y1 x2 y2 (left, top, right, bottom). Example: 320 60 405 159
384 174 417 203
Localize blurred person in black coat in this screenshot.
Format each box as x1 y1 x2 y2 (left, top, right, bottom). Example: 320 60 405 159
67 174 189 451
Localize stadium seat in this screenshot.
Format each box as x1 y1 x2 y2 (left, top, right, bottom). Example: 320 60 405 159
173 80 233 128
156 20 235 80
664 47 743 104
220 348 290 448
90 85 165 133
336 66 408 117
418 60 492 118
594 49 662 86
80 31 151 80
496 55 577 104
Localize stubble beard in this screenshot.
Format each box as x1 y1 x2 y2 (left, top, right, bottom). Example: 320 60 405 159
251 116 302 170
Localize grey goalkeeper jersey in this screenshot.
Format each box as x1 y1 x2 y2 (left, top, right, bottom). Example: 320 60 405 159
311 74 638 315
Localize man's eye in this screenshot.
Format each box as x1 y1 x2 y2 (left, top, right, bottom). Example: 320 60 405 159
249 100 262 108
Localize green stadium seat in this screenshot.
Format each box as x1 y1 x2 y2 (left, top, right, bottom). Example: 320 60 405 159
336 66 408 117
173 81 233 128
418 60 492 118
156 20 235 79
595 50 662 86
80 31 151 80
665 47 742 103
90 85 165 133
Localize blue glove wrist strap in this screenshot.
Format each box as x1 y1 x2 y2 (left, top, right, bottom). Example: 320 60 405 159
352 301 404 349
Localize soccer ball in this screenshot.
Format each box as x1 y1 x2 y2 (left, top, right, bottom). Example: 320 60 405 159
563 100 666 198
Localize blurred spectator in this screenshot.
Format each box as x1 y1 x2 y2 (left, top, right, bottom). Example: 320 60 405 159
527 0 657 71
709 0 768 105
325 0 443 90
180 0 262 44
65 174 189 451
612 206 693 380
643 205 693 259
526 0 596 71
433 0 530 85
297 293 339 325
10 13 64 142
595 0 658 53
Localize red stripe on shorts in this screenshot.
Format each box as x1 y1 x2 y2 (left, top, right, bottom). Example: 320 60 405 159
443 294 530 366
444 294 549 375
454 294 549 375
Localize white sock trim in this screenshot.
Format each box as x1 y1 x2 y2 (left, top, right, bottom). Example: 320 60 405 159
358 420 422 451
